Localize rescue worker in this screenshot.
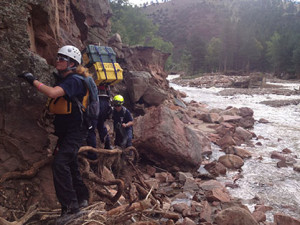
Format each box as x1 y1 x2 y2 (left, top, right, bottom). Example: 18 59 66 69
112 95 133 148
86 85 113 154
18 45 89 219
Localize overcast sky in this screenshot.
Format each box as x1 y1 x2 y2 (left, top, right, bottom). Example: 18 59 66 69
127 0 300 6
128 0 162 6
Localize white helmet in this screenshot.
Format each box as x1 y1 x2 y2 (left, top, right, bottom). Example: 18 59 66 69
57 45 82 64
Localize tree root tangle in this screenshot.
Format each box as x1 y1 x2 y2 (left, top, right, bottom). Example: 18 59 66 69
0 156 53 183
0 145 165 224
0 203 38 225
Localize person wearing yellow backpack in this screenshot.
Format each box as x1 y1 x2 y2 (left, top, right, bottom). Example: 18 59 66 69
18 45 89 222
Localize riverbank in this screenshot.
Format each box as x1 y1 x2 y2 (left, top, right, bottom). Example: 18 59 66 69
169 73 300 224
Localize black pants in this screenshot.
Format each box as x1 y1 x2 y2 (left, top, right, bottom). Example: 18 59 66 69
52 128 89 211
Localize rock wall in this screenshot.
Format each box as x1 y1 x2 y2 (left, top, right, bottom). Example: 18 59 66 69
0 0 171 210
0 0 111 208
0 0 182 216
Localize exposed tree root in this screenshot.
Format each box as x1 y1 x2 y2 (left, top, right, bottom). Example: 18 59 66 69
0 145 164 224
0 203 38 225
79 154 124 204
105 199 153 223
79 146 123 176
125 160 163 208
0 156 53 183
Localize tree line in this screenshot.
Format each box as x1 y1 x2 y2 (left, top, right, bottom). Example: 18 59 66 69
109 0 173 55
110 0 300 78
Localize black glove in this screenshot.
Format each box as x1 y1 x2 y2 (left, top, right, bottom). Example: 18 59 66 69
18 72 37 86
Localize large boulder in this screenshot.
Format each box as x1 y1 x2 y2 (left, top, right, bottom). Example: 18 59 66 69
126 71 168 106
215 206 259 225
126 71 151 102
134 105 211 170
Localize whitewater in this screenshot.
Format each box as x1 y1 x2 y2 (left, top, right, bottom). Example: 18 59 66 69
168 75 300 221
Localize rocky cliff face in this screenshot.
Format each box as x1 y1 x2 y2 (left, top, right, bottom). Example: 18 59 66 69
0 0 172 211
0 0 112 209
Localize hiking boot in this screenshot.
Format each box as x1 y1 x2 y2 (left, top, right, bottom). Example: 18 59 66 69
104 140 113 150
56 210 84 225
104 144 114 150
79 199 88 208
60 206 67 216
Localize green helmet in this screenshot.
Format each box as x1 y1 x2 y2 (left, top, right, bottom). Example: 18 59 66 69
113 95 124 106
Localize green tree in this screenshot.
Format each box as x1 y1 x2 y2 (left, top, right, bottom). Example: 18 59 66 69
186 35 206 74
178 50 192 73
110 0 173 55
267 32 297 75
293 42 300 77
205 37 222 72
266 32 282 73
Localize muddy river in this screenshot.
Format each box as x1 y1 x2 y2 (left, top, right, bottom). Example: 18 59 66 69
168 75 300 221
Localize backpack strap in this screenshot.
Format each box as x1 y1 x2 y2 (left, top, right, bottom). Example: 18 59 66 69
70 74 90 128
94 46 108 82
122 106 127 115
104 46 118 81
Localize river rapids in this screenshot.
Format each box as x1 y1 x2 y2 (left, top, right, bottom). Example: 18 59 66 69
168 75 300 222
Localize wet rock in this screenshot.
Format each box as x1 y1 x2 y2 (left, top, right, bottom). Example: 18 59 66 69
177 172 193 182
254 204 273 213
183 177 200 191
258 118 269 123
178 91 187 98
293 163 300 172
271 151 286 161
260 99 300 107
215 206 258 225
257 135 266 139
239 116 255 128
274 213 300 225
216 134 237 149
234 126 253 142
218 154 244 169
282 148 292 154
238 107 254 117
203 161 227 176
174 98 187 108
218 115 242 124
219 107 240 116
215 123 234 136
277 160 288 168
225 183 239 188
205 188 231 203
252 210 266 223
224 146 252 159
198 113 220 123
199 180 225 191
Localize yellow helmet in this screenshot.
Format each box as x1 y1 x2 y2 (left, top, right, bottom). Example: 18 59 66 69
113 95 124 106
